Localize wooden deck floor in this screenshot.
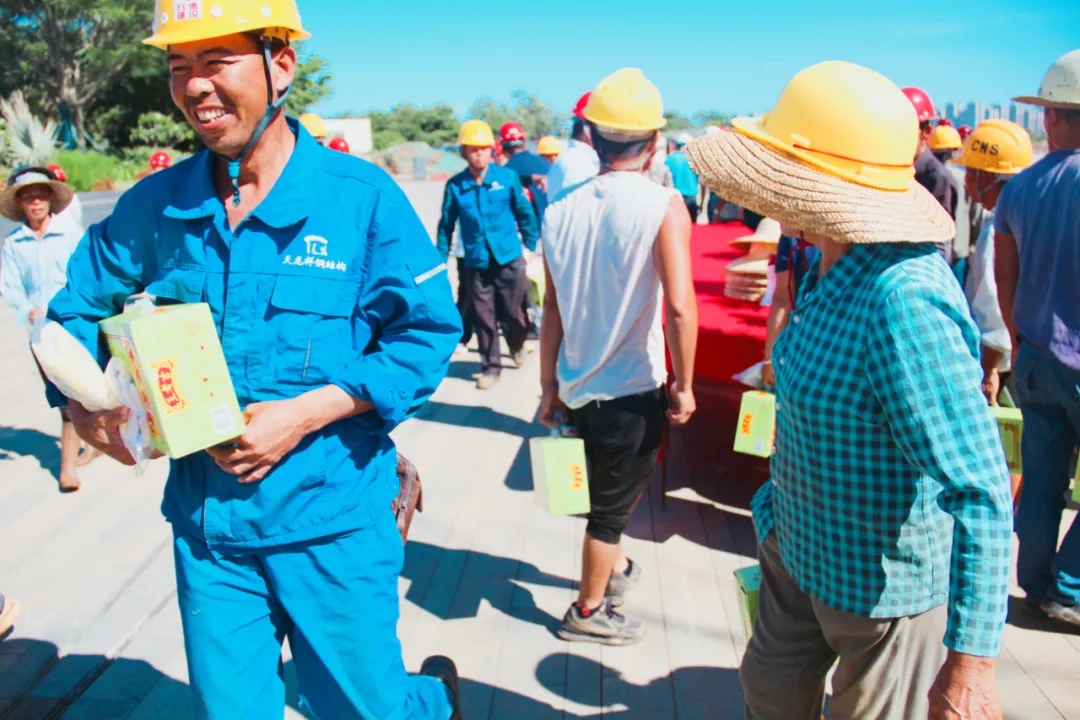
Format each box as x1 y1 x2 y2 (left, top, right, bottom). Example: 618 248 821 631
1 181 1078 719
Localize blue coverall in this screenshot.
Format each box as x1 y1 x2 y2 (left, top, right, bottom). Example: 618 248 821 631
435 164 537 376
46 120 462 720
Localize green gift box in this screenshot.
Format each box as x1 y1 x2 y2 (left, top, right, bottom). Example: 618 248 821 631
990 406 1023 474
734 391 775 458
529 436 591 516
734 564 762 638
100 303 244 459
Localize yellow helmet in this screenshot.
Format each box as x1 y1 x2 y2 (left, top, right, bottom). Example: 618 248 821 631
299 113 327 139
583 68 667 133
730 61 918 191
537 136 562 156
928 124 963 151
955 120 1033 175
458 120 495 147
144 0 311 49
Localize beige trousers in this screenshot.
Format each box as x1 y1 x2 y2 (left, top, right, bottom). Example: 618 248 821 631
740 534 948 720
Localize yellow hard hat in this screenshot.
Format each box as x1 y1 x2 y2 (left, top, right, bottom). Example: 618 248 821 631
928 124 962 151
583 68 667 133
537 136 562 156
143 0 311 49
955 120 1033 175
458 120 495 147
731 61 918 191
299 113 327 139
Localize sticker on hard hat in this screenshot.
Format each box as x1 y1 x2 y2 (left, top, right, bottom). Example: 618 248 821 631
174 0 202 21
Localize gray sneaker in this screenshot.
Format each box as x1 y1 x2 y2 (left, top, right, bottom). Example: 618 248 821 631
476 373 500 390
606 558 642 608
557 599 646 646
1042 600 1080 627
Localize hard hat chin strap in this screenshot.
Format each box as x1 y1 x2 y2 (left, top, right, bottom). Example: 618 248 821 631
220 36 292 207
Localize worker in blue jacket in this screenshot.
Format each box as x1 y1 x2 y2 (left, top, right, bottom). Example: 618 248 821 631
437 119 539 390
44 4 463 719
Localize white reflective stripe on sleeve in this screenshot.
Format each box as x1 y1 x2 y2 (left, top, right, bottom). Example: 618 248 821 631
413 263 447 285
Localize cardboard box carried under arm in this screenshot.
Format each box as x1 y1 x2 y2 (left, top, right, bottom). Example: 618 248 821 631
99 303 244 459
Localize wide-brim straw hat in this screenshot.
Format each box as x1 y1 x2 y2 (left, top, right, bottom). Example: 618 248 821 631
0 167 74 223
731 217 782 252
684 61 955 245
685 130 954 245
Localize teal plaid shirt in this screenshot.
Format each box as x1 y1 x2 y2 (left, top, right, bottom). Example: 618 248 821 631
753 242 1013 658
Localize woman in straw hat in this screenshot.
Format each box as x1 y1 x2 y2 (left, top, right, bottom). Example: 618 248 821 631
686 61 1012 719
0 166 96 491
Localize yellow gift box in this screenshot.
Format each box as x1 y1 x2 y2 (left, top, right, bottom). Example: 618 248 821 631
99 304 244 459
990 406 1023 474
734 391 775 458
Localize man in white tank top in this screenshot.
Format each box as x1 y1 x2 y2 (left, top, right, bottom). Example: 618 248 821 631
539 68 699 646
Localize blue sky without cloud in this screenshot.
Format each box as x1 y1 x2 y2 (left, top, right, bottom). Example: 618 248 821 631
304 0 1080 119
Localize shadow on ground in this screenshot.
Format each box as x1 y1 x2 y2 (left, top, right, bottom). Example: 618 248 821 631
0 638 189 719
401 541 574 633
0 425 61 482
1006 595 1080 635
413 401 543 440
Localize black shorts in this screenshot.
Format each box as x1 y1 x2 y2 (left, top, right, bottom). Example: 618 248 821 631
569 388 668 544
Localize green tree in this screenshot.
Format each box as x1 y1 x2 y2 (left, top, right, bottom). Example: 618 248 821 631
663 111 692 132
691 110 732 128
129 110 197 149
509 89 564 139
369 103 460 149
0 0 152 149
465 97 515 135
284 43 332 117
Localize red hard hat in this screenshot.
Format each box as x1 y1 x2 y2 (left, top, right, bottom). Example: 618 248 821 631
149 151 172 169
499 122 526 144
328 137 350 153
46 164 66 182
572 92 592 120
901 86 938 123
936 118 952 127
957 125 973 142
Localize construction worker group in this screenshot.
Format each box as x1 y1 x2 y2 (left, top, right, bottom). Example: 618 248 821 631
1 0 1078 716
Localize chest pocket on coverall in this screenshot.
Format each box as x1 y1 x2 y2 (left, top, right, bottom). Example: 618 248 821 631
146 268 206 306
254 274 358 388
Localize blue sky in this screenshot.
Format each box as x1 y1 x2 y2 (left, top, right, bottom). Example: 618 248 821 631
305 0 1080 119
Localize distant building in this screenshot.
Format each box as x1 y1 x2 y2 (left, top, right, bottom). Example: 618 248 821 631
941 101 1044 136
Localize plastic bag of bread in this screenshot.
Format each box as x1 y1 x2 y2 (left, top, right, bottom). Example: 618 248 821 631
30 318 154 472
31 320 120 412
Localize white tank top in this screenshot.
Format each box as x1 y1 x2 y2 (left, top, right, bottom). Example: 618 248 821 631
543 172 679 409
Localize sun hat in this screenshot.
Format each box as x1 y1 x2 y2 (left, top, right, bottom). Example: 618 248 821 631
725 256 771 301
684 61 955 245
731 217 782 253
0 166 74 223
1013 49 1080 109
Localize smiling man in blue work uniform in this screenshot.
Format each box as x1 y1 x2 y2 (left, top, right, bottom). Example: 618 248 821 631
43 2 463 719
437 119 539 390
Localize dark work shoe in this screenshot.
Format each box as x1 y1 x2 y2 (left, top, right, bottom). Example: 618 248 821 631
419 655 462 720
605 558 642 608
511 347 527 368
1041 600 1080 627
557 599 646 646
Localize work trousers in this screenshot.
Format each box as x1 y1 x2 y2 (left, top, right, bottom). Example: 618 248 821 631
173 511 452 720
741 534 947 720
568 388 667 544
1015 342 1080 606
455 257 473 345
467 255 527 376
